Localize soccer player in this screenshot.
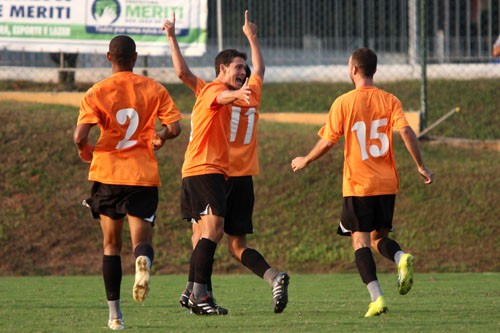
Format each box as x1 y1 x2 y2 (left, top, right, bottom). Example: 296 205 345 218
163 10 289 314
291 48 434 317
73 35 182 330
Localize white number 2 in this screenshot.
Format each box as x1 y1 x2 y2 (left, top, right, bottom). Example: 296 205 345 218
351 118 389 160
230 107 256 145
115 108 139 149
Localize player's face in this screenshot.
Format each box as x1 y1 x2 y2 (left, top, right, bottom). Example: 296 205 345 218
221 57 247 90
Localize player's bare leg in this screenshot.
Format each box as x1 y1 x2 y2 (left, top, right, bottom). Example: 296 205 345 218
228 235 289 313
100 215 125 329
352 231 387 317
371 230 414 295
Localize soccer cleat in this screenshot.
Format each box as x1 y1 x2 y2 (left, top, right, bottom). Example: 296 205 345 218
272 272 290 313
179 289 191 309
107 318 124 330
179 290 228 314
397 253 414 295
188 296 228 315
212 299 229 315
133 256 151 304
364 296 388 317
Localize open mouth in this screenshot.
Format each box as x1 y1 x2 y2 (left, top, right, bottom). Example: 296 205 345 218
235 77 245 87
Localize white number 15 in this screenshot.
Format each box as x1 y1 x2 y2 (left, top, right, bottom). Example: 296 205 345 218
351 118 389 160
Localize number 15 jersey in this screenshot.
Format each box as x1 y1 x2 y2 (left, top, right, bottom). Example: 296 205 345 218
318 86 409 197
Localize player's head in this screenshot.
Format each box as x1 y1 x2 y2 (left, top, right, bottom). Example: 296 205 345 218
349 47 377 80
108 35 137 68
214 49 248 89
245 64 251 79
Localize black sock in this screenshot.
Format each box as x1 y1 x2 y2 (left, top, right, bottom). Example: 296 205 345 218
134 243 154 264
103 255 122 301
188 244 212 292
241 248 271 279
355 247 377 284
377 238 402 263
187 250 196 287
193 238 217 285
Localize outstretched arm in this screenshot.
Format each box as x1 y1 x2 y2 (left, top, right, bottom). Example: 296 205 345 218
152 121 182 150
216 78 252 105
399 126 434 184
162 13 198 91
242 10 264 78
291 138 335 172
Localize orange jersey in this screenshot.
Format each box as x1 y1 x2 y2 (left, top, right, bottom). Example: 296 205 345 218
181 80 232 178
77 71 182 186
191 75 262 176
318 86 409 197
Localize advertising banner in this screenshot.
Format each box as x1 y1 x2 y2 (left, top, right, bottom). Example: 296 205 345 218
0 0 207 56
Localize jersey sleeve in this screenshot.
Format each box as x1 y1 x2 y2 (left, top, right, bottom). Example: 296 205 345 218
77 87 100 125
318 97 344 144
390 96 409 130
157 84 183 125
205 84 227 111
194 77 207 97
248 74 263 104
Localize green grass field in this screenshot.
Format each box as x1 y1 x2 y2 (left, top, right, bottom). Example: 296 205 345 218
1 273 499 332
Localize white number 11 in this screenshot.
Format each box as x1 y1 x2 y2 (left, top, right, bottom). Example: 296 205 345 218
351 118 389 160
230 107 256 145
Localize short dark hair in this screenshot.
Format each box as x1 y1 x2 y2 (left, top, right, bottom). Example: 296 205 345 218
351 48 377 78
214 49 247 76
109 35 136 66
245 64 251 78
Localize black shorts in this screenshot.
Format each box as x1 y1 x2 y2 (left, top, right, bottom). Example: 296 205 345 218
180 174 226 222
84 182 158 223
225 176 254 235
337 195 396 236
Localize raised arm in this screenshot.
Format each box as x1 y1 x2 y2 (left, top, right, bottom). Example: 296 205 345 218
399 126 434 184
162 13 198 91
242 10 264 78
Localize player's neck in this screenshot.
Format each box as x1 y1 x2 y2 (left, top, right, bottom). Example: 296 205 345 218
355 77 374 88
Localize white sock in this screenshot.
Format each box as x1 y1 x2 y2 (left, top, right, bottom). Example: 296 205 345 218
108 300 122 320
367 280 383 302
394 251 405 265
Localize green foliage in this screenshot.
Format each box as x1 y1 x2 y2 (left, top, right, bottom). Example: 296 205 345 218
0 273 499 332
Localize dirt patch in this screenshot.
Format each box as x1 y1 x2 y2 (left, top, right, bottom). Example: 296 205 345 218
0 92 421 130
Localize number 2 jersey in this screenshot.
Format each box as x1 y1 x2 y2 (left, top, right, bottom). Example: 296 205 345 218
182 74 262 178
77 71 182 187
318 86 409 197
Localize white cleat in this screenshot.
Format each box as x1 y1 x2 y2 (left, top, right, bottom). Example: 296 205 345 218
133 255 151 304
108 318 124 330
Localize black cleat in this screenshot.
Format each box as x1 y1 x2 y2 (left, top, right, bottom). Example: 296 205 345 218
188 296 228 316
179 289 190 309
272 272 290 313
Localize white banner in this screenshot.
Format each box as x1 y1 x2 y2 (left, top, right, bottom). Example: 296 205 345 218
0 0 207 56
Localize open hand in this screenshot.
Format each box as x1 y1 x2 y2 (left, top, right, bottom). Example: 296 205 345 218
237 78 251 104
